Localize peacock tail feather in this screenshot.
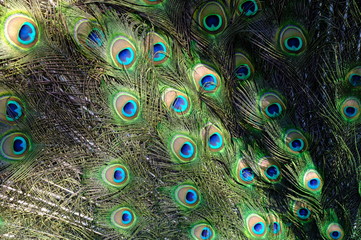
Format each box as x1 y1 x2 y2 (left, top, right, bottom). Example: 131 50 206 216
0 0 360 239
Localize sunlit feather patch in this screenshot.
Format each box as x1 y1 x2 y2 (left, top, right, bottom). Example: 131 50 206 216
326 223 344 240
235 158 256 185
279 25 307 54
162 88 191 115
113 92 140 121
110 36 137 69
4 13 39 49
102 164 130 188
191 223 215 240
171 135 197 162
175 185 200 208
201 123 224 152
285 129 308 153
293 201 312 221
259 92 286 119
192 64 221 93
246 214 267 237
0 95 25 124
259 157 281 183
340 97 360 121
111 207 136 229
196 2 227 34
0 132 31 161
238 0 260 17
74 19 104 48
346 66 361 87
145 32 169 64
234 53 254 81
303 169 323 192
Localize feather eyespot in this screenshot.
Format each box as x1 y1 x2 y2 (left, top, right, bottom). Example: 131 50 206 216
191 223 215 240
0 96 25 124
238 0 259 16
234 53 254 81
293 201 312 221
162 88 191 115
340 97 360 121
326 223 344 240
235 159 255 185
74 19 104 48
102 164 130 188
279 25 307 54
196 2 227 34
246 214 267 237
113 92 140 121
346 66 361 87
175 185 200 208
1 132 31 160
171 135 197 162
143 0 163 4
5 13 39 49
110 36 137 69
193 64 221 93
111 207 136 229
285 129 308 153
267 215 283 235
145 32 169 64
201 123 224 152
303 169 323 192
260 92 286 119
268 217 282 235
259 157 281 183
271 222 281 234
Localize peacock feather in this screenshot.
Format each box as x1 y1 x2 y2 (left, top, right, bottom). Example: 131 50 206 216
0 0 360 239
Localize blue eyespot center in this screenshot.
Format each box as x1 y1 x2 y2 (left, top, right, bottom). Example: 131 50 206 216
297 208 310 219
236 64 251 80
121 211 132 224
266 103 282 117
201 227 212 239
272 222 280 234
200 74 217 91
153 42 166 61
117 48 135 65
240 1 258 16
6 101 22 121
266 165 280 180
240 168 254 182
122 100 137 117
253 222 265 234
13 137 27 155
113 168 126 183
349 74 361 87
209 133 223 149
185 189 198 204
203 15 222 31
87 28 103 47
344 106 357 117
331 231 341 239
285 37 302 51
180 142 194 158
171 96 188 113
308 178 320 189
18 22 36 45
290 139 304 152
